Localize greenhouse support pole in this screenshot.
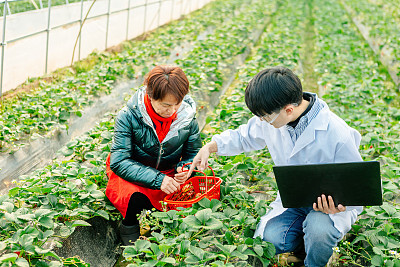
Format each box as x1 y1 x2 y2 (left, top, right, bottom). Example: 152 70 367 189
0 0 7 100
105 0 111 49
6 0 10 15
45 0 52 74
78 0 84 60
39 0 43 9
126 0 131 40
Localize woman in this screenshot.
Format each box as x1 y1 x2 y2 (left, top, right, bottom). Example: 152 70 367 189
105 65 202 245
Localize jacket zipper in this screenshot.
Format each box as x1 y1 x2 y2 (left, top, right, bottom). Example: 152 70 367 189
149 124 163 169
155 143 163 169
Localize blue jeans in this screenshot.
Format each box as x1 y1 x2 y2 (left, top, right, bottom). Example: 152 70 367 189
263 207 341 267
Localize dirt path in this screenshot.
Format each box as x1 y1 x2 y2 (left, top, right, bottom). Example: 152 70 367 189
300 0 319 94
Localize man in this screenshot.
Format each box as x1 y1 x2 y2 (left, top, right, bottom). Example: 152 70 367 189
187 66 363 267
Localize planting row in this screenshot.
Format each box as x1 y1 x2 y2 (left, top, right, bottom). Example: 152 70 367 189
0 0 277 265
312 0 400 265
340 0 400 86
0 0 241 154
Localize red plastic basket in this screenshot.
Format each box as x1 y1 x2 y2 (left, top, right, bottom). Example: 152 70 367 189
164 163 222 210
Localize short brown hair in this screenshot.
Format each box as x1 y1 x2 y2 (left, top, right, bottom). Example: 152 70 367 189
144 65 189 103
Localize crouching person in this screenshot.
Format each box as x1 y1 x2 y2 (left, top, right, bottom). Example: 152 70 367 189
187 66 363 267
106 65 202 245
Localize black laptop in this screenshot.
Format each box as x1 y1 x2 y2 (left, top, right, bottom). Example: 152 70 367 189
273 161 382 208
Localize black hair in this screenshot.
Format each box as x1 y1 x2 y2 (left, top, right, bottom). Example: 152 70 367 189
245 66 303 117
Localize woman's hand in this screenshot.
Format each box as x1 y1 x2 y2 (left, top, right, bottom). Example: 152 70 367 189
161 175 180 194
313 194 346 214
174 166 188 184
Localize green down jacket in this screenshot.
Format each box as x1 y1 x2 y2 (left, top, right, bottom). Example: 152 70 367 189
110 86 202 190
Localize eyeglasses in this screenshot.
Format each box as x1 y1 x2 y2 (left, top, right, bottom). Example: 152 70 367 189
260 110 281 124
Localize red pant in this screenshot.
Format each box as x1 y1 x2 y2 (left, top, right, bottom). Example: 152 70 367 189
105 154 174 218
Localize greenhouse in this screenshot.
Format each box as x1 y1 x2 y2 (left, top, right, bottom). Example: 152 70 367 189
0 0 399 266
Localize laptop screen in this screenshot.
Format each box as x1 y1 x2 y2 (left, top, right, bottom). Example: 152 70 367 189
273 161 382 208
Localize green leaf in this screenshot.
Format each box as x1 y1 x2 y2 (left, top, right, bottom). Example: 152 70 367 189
182 214 200 227
386 260 394 267
254 245 263 257
160 257 176 264
237 163 248 170
0 253 18 262
225 231 234 244
180 240 190 255
101 131 113 141
223 164 234 170
0 202 14 213
195 208 212 224
27 186 52 194
20 234 34 247
39 217 54 228
198 198 211 208
231 250 248 260
95 210 109 220
0 241 6 250
204 218 223 230
35 208 53 218
5 212 17 222
41 230 54 240
223 208 239 218
59 110 70 121
185 255 200 264
245 238 254 246
60 147 74 157
381 203 396 216
371 255 384 266
372 246 383 256
65 140 79 149
135 239 151 252
15 258 29 267
71 220 91 227
189 246 205 260
263 242 276 258
47 194 58 207
150 243 161 257
35 246 51 254
8 187 20 198
123 247 139 258
17 214 35 221
90 190 105 199
59 226 73 237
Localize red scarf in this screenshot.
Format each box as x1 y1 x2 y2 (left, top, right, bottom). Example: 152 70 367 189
144 93 177 142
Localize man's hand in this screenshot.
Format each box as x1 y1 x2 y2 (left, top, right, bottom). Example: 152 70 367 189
174 166 188 184
313 194 346 214
187 141 218 178
160 175 180 194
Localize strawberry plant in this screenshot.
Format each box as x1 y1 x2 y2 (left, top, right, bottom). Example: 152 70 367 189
0 0 242 154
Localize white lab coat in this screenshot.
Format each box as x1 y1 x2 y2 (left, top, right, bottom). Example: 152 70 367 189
212 95 363 240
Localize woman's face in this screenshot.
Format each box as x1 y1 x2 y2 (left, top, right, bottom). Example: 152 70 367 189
150 94 182 118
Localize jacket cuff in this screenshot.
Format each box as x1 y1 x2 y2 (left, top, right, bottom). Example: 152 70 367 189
153 172 165 190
